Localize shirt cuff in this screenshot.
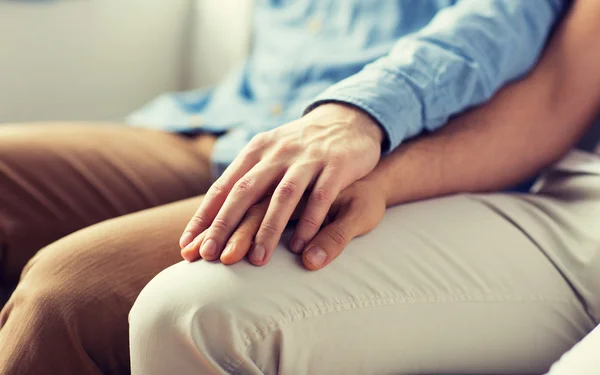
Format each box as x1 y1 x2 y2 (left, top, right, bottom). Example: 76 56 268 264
305 69 422 153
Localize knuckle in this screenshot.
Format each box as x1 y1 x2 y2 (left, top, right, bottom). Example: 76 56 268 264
275 180 298 200
273 141 299 157
233 177 255 195
210 217 230 232
306 145 324 159
251 133 265 145
299 215 322 232
259 221 279 237
311 188 333 204
295 159 319 171
325 225 348 246
242 148 260 162
249 132 271 149
329 151 348 167
207 180 227 200
188 215 208 230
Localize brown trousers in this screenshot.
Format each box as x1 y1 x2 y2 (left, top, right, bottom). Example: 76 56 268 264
0 124 214 375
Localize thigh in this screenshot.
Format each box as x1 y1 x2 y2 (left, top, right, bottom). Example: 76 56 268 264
493 169 600 324
0 123 213 284
0 196 204 375
131 188 598 374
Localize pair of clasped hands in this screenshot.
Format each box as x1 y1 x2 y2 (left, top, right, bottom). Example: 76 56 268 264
180 103 387 270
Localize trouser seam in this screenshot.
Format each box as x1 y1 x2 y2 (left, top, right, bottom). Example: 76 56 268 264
224 292 579 374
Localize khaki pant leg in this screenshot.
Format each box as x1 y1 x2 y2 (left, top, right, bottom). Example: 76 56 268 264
0 123 212 284
0 196 205 375
130 171 599 374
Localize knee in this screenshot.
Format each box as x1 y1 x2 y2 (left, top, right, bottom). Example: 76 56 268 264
129 261 258 373
5 277 84 335
7 238 132 343
130 261 240 338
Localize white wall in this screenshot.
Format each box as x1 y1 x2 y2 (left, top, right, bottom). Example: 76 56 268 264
188 0 253 88
0 0 192 122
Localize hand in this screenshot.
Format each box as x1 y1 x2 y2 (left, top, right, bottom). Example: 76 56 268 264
181 177 387 271
180 103 384 266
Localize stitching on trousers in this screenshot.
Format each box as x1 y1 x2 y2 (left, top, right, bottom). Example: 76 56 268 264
223 292 579 374
241 292 576 346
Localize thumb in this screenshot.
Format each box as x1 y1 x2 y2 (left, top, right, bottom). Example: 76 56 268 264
301 204 359 271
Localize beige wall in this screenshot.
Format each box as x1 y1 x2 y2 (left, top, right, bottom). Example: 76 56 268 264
188 0 252 88
0 0 191 122
0 0 253 123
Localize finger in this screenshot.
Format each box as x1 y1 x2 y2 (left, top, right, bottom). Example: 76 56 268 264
200 162 284 260
290 194 308 221
302 203 360 271
180 231 206 262
289 166 343 253
289 193 339 253
250 164 318 265
220 199 270 265
179 139 266 249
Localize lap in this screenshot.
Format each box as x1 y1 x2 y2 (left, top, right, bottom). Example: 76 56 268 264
0 123 213 283
130 170 600 374
2 160 596 373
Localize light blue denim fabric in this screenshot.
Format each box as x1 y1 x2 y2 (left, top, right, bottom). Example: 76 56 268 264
128 0 565 176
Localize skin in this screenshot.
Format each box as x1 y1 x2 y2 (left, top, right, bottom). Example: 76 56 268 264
180 102 384 265
182 0 600 270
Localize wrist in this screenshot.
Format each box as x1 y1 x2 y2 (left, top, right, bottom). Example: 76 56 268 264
360 169 390 205
308 102 385 146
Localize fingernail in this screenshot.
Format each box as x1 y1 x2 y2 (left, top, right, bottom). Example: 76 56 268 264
180 231 194 248
201 238 217 258
183 240 195 252
290 238 305 253
306 246 327 267
250 243 266 263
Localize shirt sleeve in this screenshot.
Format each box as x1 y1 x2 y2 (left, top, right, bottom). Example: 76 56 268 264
306 0 566 152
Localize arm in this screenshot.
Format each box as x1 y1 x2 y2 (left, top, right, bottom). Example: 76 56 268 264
366 0 600 205
309 0 565 152
181 0 567 266
183 0 600 270
297 0 600 270
287 0 600 270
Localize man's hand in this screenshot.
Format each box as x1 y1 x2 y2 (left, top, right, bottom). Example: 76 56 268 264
181 177 386 270
180 103 383 266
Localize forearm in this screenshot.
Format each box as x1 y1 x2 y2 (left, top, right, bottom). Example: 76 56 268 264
365 0 600 206
308 0 563 152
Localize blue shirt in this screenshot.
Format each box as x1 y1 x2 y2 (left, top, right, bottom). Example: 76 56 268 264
128 0 565 177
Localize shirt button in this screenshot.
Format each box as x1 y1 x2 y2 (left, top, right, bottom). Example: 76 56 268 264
306 17 322 34
271 103 284 116
188 115 203 128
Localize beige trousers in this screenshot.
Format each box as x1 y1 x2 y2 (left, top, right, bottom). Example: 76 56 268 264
129 169 600 375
